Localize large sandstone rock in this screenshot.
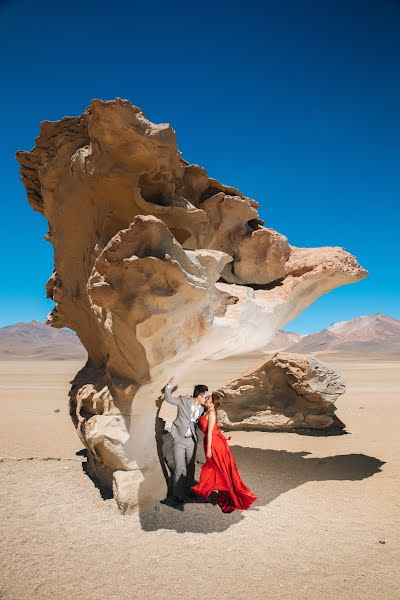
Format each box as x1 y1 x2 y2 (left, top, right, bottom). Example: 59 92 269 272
16 98 367 513
215 353 346 430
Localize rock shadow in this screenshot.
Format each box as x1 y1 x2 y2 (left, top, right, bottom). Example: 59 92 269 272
76 449 114 500
139 445 385 534
154 391 175 497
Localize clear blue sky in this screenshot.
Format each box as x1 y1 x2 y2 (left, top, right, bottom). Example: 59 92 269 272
1 0 399 333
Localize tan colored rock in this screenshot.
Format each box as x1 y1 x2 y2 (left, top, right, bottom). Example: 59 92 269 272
200 193 291 284
16 98 367 513
112 469 145 515
215 353 346 430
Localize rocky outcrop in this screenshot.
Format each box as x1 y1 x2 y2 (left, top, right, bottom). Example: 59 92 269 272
215 353 346 430
16 98 367 513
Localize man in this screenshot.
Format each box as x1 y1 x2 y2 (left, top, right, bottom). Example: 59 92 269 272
164 376 209 503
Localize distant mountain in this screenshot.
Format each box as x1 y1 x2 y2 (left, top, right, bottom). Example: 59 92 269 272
326 313 400 341
271 314 400 357
261 330 306 351
2 314 399 360
0 320 87 360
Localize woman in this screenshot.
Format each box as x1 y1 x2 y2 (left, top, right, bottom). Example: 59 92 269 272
191 393 257 513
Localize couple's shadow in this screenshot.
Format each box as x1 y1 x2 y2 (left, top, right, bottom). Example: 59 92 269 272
140 416 385 534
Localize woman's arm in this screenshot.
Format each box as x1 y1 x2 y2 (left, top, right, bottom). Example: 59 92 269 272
206 410 216 458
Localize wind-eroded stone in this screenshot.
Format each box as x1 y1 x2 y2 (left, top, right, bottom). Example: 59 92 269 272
16 98 367 513
215 353 347 430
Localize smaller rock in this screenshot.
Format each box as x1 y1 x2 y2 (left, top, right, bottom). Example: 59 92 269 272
112 469 145 515
214 352 346 431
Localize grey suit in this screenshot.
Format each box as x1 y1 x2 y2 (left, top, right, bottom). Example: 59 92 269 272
164 384 205 497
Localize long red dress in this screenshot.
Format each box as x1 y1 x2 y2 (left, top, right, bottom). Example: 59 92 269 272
191 414 258 513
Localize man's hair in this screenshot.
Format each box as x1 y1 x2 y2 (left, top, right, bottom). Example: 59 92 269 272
193 384 208 398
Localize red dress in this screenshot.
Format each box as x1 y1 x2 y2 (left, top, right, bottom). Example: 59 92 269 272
191 414 258 513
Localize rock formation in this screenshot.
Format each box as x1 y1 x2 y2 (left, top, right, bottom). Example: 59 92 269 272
215 353 346 430
16 98 367 513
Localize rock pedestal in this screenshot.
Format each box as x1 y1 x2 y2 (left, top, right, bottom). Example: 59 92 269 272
17 98 367 513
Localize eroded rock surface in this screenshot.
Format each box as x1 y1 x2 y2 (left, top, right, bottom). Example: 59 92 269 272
215 353 346 430
16 98 367 513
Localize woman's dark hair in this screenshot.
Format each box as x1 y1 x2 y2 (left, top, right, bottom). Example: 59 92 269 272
211 392 222 411
193 384 208 398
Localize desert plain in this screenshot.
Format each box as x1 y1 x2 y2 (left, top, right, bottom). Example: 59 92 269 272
0 355 399 600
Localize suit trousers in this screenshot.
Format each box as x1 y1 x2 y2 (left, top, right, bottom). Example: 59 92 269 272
172 435 197 497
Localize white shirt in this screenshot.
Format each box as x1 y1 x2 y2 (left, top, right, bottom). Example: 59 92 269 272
186 401 200 436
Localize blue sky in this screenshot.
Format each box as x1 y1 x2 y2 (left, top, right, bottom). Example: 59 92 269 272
1 0 399 333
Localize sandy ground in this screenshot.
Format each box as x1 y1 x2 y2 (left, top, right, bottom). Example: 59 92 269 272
0 357 399 600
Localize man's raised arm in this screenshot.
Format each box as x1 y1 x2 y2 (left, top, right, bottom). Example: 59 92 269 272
163 376 180 406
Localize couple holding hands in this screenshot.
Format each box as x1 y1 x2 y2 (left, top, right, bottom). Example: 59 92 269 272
163 376 257 513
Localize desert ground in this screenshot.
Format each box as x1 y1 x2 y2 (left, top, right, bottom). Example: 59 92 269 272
0 356 399 600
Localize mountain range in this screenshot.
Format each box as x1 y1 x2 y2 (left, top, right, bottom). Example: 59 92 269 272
265 313 400 357
0 313 399 360
0 320 87 360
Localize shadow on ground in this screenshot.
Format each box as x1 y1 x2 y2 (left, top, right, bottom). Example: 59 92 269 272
77 449 114 500
76 445 385 535
138 445 385 534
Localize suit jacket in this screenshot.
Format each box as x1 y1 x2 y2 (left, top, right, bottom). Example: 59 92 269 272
164 384 205 442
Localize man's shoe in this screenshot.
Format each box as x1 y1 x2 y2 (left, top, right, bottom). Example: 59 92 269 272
160 495 184 506
160 496 184 509
172 495 184 504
